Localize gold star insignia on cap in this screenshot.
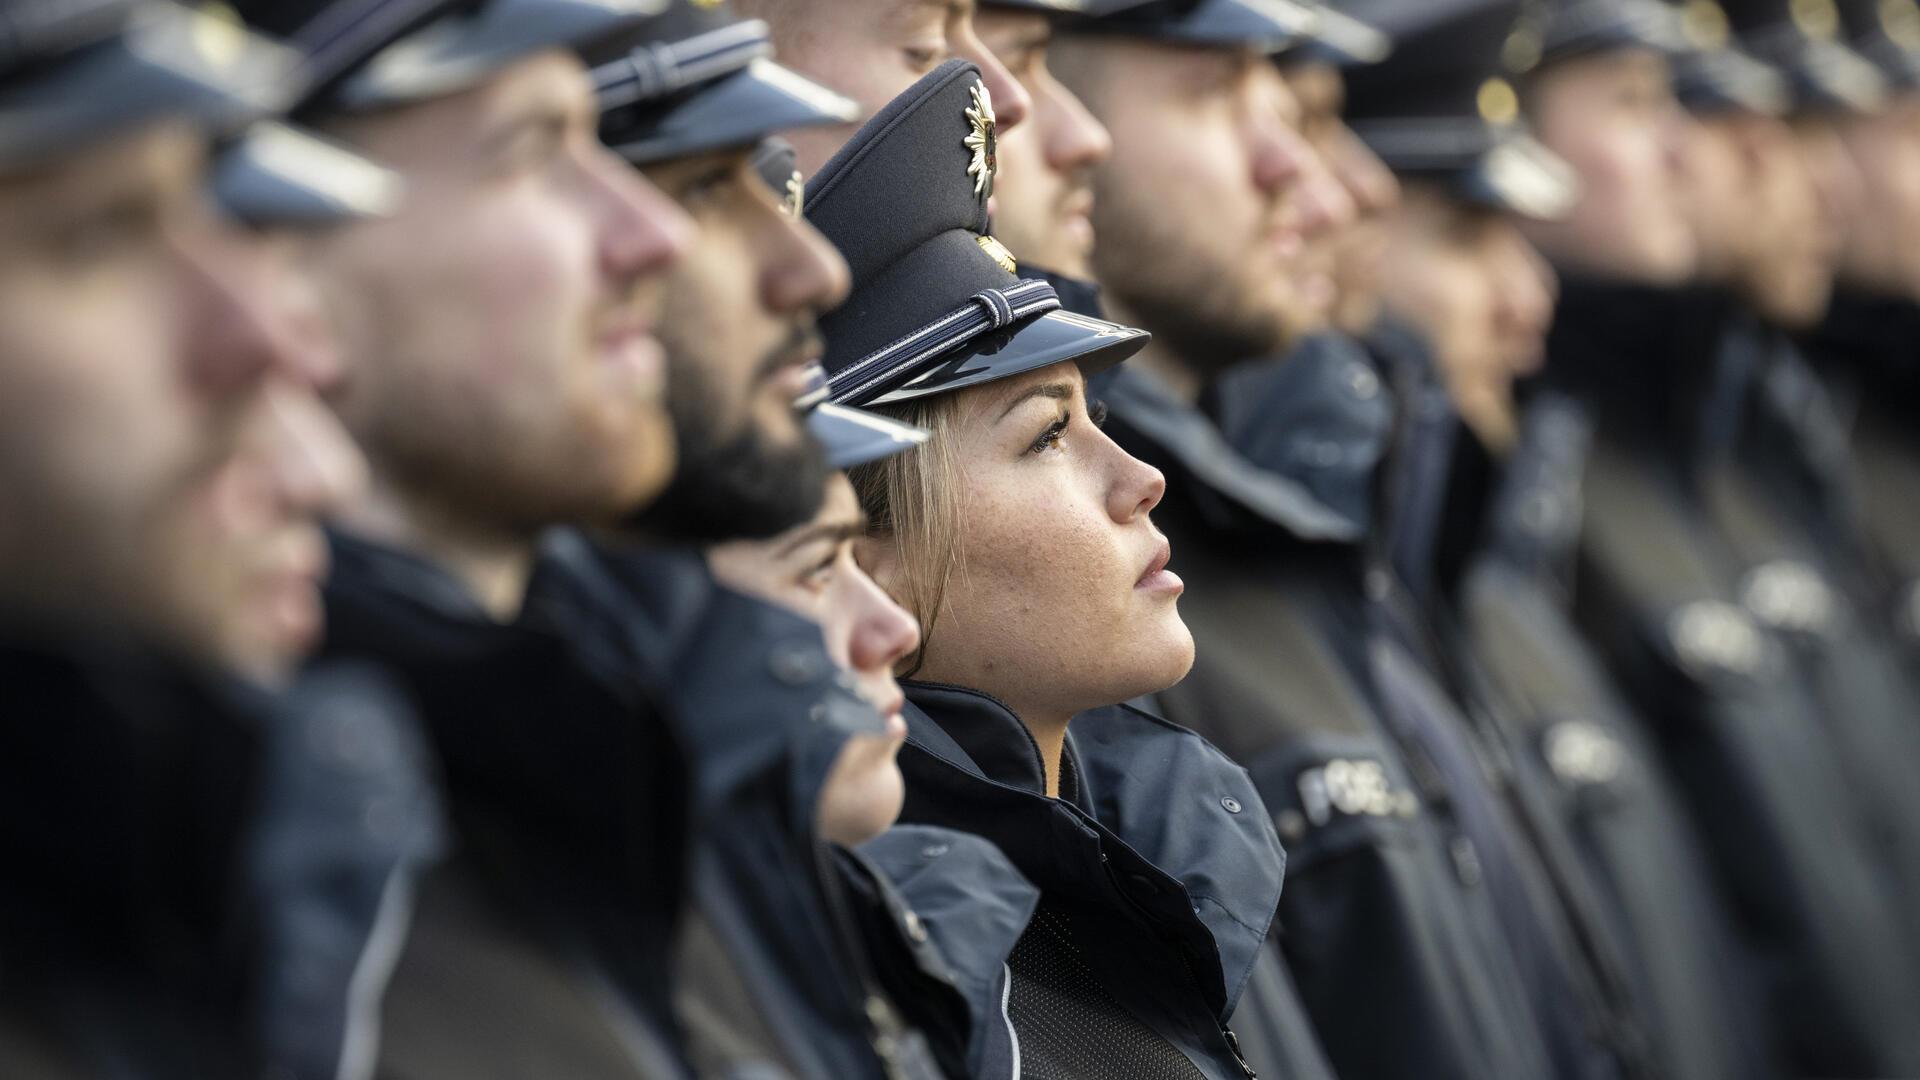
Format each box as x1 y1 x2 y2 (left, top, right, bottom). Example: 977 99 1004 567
976 235 1016 274
1477 77 1520 125
1681 0 1730 48
964 80 997 202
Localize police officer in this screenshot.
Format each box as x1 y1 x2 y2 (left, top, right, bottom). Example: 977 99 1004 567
226 0 714 1072
1049 2 1674 1078
553 3 1013 1074
1527 0 1920 1071
806 55 1290 1080
1803 0 1920 625
0 2 441 1075
1342 5 1783 1079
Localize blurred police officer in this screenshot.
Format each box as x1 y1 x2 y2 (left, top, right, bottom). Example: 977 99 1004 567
1525 0 1920 1072
1803 0 1920 623
223 0 712 1073
1338 5 1786 1078
0 3 445 1076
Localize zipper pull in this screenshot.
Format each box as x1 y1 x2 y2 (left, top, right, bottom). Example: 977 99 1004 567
1223 1025 1258 1078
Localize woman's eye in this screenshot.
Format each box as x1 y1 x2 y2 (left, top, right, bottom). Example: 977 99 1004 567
1028 415 1070 455
1089 399 1109 429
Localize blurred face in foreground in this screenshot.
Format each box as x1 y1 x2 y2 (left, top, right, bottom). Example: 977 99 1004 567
0 122 358 682
709 474 922 845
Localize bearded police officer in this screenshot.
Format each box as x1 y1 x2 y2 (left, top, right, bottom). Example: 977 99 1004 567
547 3 991 1074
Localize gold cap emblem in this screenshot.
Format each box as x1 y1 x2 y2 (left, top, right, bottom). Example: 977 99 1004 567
1681 0 1730 49
1478 77 1520 126
1791 0 1840 40
964 80 998 202
977 235 1017 274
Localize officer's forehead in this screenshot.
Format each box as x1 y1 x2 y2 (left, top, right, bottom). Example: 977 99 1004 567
881 0 975 28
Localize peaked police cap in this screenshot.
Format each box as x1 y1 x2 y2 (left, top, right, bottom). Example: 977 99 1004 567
807 60 1148 408
0 0 292 172
594 0 857 165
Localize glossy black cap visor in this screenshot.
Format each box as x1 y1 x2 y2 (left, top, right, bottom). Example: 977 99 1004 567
605 58 858 164
865 308 1150 406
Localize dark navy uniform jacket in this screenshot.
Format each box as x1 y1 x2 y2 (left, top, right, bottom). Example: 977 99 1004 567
1097 335 1619 1080
893 681 1283 1080
538 534 1036 1080
1540 279 1920 1077
320 533 694 1079
0 637 441 1080
1380 335 1770 1080
1806 290 1920 615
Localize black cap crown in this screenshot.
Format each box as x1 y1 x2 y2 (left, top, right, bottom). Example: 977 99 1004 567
594 0 857 165
1338 0 1580 218
1537 0 1685 61
1 0 291 171
229 0 665 115
806 60 1147 407
1061 0 1318 54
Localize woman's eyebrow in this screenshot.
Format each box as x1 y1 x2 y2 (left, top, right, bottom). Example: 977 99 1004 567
995 381 1075 422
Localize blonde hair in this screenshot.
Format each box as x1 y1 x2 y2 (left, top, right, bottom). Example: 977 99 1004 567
847 393 968 677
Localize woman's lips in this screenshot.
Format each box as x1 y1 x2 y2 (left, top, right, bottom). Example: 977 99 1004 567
1136 538 1184 595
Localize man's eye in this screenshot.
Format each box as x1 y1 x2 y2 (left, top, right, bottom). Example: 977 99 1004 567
800 557 836 593
903 43 948 70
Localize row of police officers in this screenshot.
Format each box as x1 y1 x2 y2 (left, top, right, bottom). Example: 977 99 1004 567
4 0 1920 1076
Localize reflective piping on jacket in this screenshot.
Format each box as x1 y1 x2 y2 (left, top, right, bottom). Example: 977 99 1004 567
334 869 420 1080
1001 962 1022 1080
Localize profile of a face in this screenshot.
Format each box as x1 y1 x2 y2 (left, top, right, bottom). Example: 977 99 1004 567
739 0 1032 176
973 8 1112 279
1520 48 1697 284
1381 183 1557 449
1056 36 1322 366
1729 116 1852 329
709 475 921 846
0 123 357 680
309 51 692 533
633 145 850 542
853 361 1194 726
1284 59 1397 335
1835 96 1920 298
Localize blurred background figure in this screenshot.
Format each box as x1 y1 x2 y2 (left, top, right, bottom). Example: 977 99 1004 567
0 2 441 1077
1802 0 1920 645
1525 0 1920 1072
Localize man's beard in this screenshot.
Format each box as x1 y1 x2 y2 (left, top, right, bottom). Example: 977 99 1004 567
626 334 830 545
1090 181 1293 373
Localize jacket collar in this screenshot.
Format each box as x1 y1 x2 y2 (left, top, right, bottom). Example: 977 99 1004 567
1201 333 1394 539
897 681 1286 1021
321 530 687 958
